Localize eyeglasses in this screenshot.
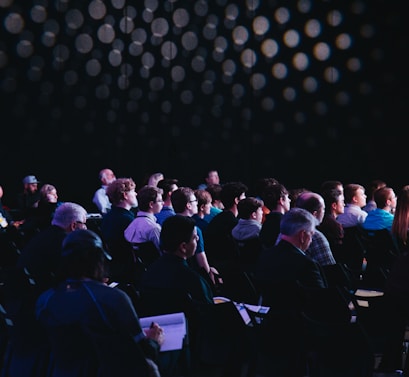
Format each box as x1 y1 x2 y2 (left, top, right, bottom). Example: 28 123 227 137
189 199 198 203
75 221 87 227
155 199 164 203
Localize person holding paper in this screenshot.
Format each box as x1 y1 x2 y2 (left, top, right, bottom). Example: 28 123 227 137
35 229 164 377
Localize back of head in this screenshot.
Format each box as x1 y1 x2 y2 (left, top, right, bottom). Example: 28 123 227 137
280 207 316 237
61 229 111 280
295 192 323 214
160 215 195 253
157 178 178 194
374 186 394 208
366 179 387 199
205 183 222 202
320 180 343 196
253 177 279 197
106 178 136 206
237 197 263 219
220 181 248 209
261 183 288 211
51 202 87 228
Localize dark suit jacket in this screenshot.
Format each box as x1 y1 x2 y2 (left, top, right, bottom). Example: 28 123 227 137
255 239 327 289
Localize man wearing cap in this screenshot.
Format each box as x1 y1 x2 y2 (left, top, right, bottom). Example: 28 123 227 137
16 174 41 219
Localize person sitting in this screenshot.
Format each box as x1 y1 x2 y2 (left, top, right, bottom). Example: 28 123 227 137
362 179 387 213
20 183 62 235
254 207 328 377
336 183 368 228
203 183 224 223
231 196 264 272
155 178 178 226
232 196 263 242
124 185 164 264
391 185 409 253
361 186 396 231
16 202 89 292
35 229 164 377
139 215 214 375
255 206 327 289
16 175 41 220
1 202 89 377
140 214 214 306
317 188 345 258
197 169 220 190
253 177 280 223
99 178 139 284
259 182 291 248
192 189 212 233
93 168 116 215
204 181 248 270
171 187 221 287
295 191 336 266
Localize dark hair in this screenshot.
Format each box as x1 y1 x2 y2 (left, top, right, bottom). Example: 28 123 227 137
171 187 194 213
205 183 222 203
157 178 179 193
237 197 263 219
61 229 110 281
137 185 163 211
321 189 343 215
261 183 288 211
220 182 248 209
160 215 196 253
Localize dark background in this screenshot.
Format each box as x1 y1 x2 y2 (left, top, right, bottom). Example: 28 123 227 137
1 0 408 210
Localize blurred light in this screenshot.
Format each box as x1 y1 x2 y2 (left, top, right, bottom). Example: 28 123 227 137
275 7 290 24
30 5 47 23
4 13 25 34
283 29 300 48
89 0 107 20
304 19 321 38
313 42 331 61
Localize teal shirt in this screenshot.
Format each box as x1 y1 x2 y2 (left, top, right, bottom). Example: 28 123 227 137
361 208 394 231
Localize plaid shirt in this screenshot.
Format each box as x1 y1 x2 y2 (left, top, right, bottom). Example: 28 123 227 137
305 229 336 266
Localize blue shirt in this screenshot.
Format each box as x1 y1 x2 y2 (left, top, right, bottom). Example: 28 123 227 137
155 206 176 226
362 208 394 231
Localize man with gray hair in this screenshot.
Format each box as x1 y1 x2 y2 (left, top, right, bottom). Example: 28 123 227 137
2 202 88 377
17 202 88 289
255 207 327 289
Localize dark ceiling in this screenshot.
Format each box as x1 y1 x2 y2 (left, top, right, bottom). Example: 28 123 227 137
1 0 408 208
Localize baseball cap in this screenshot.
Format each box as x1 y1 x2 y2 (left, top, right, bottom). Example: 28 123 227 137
23 175 40 184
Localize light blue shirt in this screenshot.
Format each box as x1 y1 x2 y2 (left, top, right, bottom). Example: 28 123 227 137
361 208 394 231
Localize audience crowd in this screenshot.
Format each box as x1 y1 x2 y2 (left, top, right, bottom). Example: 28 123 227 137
1 170 409 377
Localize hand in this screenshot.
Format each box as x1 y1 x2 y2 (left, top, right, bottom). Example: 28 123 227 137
145 322 164 346
209 266 223 285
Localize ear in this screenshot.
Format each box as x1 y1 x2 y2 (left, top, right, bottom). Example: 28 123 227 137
250 211 257 219
179 242 188 256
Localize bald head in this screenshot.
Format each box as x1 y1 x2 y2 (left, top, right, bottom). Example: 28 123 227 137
295 191 325 225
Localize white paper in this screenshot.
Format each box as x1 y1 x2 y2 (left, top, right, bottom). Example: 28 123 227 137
140 312 187 352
